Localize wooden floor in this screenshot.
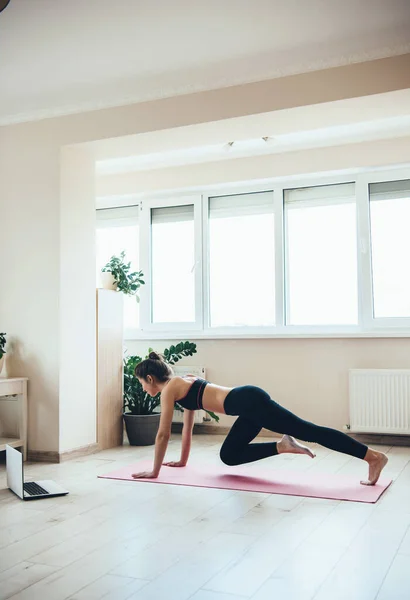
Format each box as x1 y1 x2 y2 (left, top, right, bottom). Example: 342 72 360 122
1 434 410 600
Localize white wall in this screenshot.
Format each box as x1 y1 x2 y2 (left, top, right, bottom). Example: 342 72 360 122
0 133 60 453
0 54 409 455
125 338 410 431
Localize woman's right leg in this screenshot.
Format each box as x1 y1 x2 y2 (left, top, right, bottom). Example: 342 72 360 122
226 385 368 459
224 385 388 484
272 404 388 485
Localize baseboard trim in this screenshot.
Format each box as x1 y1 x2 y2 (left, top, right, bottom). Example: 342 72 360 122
171 422 273 437
28 431 409 463
28 443 100 463
28 450 60 463
172 423 410 447
348 433 410 447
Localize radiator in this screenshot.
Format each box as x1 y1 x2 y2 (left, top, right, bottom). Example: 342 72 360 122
172 366 206 424
349 369 410 434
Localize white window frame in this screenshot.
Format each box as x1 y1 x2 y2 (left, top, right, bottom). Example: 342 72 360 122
361 170 410 330
139 194 203 333
202 189 277 333
96 205 141 333
283 181 358 329
115 163 410 340
276 172 364 336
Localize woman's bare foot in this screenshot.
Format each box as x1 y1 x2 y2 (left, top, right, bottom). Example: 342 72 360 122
277 435 316 458
361 449 388 486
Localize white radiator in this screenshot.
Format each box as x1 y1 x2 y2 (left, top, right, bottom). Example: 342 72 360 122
172 366 206 424
349 369 410 434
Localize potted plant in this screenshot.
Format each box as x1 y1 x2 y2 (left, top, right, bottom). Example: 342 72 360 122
101 251 145 300
0 332 6 375
123 341 219 445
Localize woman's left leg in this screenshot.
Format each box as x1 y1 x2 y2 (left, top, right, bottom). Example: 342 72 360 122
220 415 276 466
220 407 315 466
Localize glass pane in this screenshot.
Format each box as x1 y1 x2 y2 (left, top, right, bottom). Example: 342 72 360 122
370 180 410 318
151 205 195 323
209 192 275 327
96 225 139 329
285 184 357 325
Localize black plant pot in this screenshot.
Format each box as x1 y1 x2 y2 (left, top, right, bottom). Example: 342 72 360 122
123 412 161 446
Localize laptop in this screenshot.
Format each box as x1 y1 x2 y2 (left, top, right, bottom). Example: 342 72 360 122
6 445 69 500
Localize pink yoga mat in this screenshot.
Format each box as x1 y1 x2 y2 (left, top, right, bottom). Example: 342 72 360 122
98 460 392 503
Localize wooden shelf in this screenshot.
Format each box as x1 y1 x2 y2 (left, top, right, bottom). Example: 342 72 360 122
0 377 28 460
97 289 124 450
0 437 24 452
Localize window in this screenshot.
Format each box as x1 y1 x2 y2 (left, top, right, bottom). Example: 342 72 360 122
96 207 140 329
284 183 357 325
369 180 410 319
208 192 275 327
101 167 410 337
151 204 196 323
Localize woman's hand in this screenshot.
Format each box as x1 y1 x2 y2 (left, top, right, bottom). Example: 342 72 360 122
162 460 186 467
131 471 158 479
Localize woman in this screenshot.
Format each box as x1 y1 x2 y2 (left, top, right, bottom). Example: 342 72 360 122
131 352 388 485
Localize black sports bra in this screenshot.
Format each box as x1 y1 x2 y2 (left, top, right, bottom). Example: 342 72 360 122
176 378 208 411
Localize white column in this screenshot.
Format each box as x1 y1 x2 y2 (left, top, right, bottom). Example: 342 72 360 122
59 146 97 453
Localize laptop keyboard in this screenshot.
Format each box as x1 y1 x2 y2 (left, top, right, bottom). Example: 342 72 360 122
24 482 49 496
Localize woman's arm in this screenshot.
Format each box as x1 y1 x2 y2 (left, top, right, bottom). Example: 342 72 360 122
163 408 195 467
132 386 175 479
180 408 196 465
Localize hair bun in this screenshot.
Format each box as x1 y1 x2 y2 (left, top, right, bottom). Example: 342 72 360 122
148 351 161 361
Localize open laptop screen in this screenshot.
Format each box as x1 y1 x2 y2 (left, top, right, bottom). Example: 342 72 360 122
6 445 24 499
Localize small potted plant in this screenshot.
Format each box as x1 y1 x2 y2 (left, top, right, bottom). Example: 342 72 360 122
0 332 6 375
101 251 145 300
123 341 219 445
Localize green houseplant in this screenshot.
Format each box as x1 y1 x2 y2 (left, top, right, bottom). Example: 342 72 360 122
123 341 219 445
0 332 6 375
101 251 145 299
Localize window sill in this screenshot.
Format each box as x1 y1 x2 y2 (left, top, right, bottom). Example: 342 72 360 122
124 327 410 341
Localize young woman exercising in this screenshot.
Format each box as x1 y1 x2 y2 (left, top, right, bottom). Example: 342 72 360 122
131 353 388 485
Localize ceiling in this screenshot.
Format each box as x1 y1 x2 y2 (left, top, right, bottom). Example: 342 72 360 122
94 90 410 174
96 114 410 174
1 0 410 124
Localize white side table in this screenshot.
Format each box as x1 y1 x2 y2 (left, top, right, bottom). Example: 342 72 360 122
0 378 28 460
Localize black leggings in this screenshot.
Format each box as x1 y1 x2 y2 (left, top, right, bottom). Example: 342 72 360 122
220 385 368 466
